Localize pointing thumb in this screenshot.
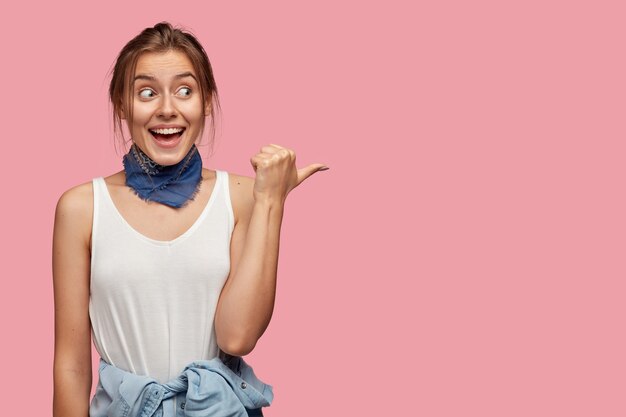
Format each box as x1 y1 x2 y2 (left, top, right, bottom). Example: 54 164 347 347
297 163 329 185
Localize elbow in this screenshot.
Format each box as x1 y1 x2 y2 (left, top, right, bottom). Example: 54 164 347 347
214 313 260 357
218 335 257 357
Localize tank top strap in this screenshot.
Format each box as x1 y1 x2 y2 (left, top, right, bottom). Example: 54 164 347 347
90 177 105 277
91 176 113 220
215 170 235 232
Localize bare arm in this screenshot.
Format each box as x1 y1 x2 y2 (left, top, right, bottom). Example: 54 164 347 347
214 174 283 356
214 145 326 356
52 184 93 417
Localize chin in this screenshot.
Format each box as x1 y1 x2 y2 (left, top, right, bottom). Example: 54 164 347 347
148 143 195 166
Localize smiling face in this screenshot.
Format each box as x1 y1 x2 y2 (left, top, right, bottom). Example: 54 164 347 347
122 49 210 166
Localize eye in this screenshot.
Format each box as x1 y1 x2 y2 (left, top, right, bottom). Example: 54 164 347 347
178 87 192 97
139 89 155 98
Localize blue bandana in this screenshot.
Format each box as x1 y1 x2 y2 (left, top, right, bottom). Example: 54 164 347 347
122 142 203 209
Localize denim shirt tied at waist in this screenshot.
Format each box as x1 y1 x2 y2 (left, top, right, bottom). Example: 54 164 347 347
89 354 274 417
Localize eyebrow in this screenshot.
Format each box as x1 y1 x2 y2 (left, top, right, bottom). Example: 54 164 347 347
133 72 198 83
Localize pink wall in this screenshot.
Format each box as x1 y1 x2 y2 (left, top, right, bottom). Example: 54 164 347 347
2 0 625 415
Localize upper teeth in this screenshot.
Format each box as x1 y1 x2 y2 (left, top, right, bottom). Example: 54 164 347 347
150 127 184 134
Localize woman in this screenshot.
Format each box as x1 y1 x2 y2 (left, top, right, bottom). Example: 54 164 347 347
52 22 327 417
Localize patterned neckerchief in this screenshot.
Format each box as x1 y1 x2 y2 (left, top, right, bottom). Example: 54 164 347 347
122 142 203 208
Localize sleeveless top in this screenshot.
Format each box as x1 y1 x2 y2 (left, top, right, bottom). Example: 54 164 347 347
88 170 235 384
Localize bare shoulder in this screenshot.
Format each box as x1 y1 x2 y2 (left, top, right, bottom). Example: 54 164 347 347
54 179 94 246
225 171 255 225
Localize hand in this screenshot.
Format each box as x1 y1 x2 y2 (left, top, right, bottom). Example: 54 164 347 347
250 144 328 203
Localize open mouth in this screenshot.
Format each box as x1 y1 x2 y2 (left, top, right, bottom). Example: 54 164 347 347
148 127 186 141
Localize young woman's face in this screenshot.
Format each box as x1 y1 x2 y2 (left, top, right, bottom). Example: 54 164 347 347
124 49 209 166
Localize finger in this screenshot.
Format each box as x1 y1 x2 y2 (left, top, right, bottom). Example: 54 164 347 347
268 143 285 149
249 155 259 172
296 163 329 185
261 145 280 154
250 154 267 170
250 153 274 170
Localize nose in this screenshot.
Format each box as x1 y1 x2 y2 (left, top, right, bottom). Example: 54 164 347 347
157 94 177 118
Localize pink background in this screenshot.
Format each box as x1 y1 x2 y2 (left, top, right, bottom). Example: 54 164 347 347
1 0 625 415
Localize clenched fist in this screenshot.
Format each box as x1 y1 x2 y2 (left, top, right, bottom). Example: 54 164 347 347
250 144 328 203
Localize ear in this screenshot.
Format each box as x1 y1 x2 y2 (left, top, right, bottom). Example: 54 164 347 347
204 100 212 116
118 107 126 120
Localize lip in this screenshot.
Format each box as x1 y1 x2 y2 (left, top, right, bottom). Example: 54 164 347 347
149 128 186 149
149 124 187 129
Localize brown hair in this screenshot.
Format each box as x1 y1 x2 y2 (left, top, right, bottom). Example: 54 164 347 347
108 21 221 157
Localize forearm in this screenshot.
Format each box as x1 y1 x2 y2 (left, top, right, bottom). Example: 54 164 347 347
53 369 92 417
217 199 284 354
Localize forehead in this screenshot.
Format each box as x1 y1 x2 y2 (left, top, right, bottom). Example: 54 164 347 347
135 50 196 79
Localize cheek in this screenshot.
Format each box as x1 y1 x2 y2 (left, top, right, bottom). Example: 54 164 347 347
131 103 155 125
180 99 204 120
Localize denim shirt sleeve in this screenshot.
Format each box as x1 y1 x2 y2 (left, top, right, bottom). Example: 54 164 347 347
89 355 273 417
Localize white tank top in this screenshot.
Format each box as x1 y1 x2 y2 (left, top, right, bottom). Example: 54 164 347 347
88 170 234 383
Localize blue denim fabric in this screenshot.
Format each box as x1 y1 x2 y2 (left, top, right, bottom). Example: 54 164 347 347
122 142 203 208
89 354 273 417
